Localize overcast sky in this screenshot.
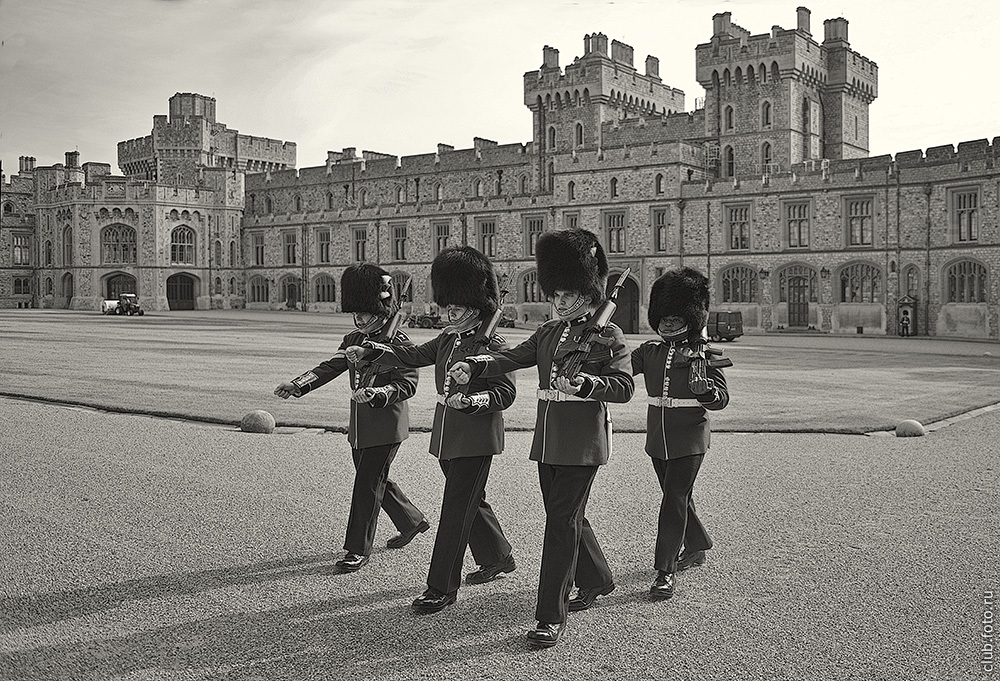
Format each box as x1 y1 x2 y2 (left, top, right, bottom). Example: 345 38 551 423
1 0 997 177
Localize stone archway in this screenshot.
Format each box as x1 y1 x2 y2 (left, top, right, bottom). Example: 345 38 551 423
607 273 640 334
166 273 196 310
62 272 74 308
106 273 137 299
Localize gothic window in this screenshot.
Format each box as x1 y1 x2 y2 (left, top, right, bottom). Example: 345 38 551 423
45 277 53 296
474 179 483 198
721 265 758 303
760 63 767 84
252 233 265 266
547 127 556 150
839 263 882 303
317 230 331 264
845 197 874 246
904 265 920 298
13 277 31 294
395 186 404 204
230 240 238 267
724 146 735 177
652 208 669 252
747 65 756 83
784 202 810 248
524 216 544 257
762 143 773 172
353 227 367 262
725 106 734 131
358 189 367 207
315 274 336 303
778 266 818 303
655 174 664 195
327 192 334 210
392 223 408 261
945 260 987 303
546 162 554 191
604 211 626 254
44 240 53 267
568 181 576 201
951 187 979 242
214 277 223 295
610 177 619 198
63 226 73 266
12 234 31 265
248 276 269 303
229 277 236 295
770 61 779 83
170 226 195 264
477 218 496 257
575 122 584 147
265 197 273 214
101 226 137 264
761 101 772 128
214 240 223 265
435 183 444 201
735 66 743 84
519 175 528 194
433 221 450 255
293 195 302 212
521 269 541 303
2 202 13 214
726 204 751 251
283 232 297 265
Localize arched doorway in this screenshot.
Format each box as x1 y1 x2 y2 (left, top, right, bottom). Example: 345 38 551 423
62 273 74 308
106 273 137 299
607 273 640 334
281 277 301 309
167 273 196 310
788 276 809 327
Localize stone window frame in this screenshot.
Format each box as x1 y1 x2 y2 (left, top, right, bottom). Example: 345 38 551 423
602 208 628 255
837 261 883 303
432 220 451 256
352 225 368 263
719 264 759 303
391 222 408 261
523 214 545 257
843 194 876 248
314 274 336 303
724 202 753 252
282 231 298 266
317 229 331 264
944 258 988 303
948 185 980 244
651 205 671 253
252 233 265 266
779 199 812 250
475 216 497 258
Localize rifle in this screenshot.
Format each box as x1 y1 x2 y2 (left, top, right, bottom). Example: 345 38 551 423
553 267 630 381
687 338 733 394
355 276 411 388
468 272 512 353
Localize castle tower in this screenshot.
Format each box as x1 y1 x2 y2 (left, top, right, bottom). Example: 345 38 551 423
523 34 685 190
694 7 877 177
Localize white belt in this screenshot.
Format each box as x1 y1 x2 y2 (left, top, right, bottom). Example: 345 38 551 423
536 388 595 403
437 394 448 404
647 396 702 408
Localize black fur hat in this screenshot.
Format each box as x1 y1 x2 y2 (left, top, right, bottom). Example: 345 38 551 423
536 229 609 304
432 246 499 317
341 263 393 315
647 267 710 339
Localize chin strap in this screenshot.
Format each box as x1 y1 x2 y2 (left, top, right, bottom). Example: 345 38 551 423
555 296 589 322
659 325 690 342
443 309 481 334
356 315 388 335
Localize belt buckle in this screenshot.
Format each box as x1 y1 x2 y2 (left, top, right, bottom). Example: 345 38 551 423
661 397 673 407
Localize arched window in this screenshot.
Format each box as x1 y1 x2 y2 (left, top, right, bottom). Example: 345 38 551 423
395 186 404 204
547 126 556 150
839 263 882 303
229 277 236 295
230 240 237 267
435 183 444 201
358 188 367 207
521 270 541 303
63 226 73 266
265 197 273 214
903 265 920 298
293 195 302 212
546 162 554 191
945 260 987 303
721 266 758 303
327 192 334 210
760 63 767 84
214 277 223 295
778 265 818 303
610 177 619 198
519 175 528 194
761 101 772 128
248 276 269 303
101 225 137 264
214 240 223 265
2 202 12 214
770 61 780 83
568 181 576 201
473 179 483 198
734 66 743 84
575 122 584 147
724 146 735 177
44 240 53 267
723 68 731 86
761 143 773 172
170 226 195 265
747 65 756 83
655 173 664 195
45 277 54 296
315 274 336 302
724 106 734 131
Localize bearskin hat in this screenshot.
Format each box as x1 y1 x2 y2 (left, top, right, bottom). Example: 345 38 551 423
647 267 711 339
341 263 393 315
431 246 500 317
536 229 609 304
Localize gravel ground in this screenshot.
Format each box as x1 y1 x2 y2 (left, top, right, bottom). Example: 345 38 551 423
1 397 997 680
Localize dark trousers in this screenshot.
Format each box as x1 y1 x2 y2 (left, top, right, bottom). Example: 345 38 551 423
426 456 511 595
535 463 613 624
344 442 425 556
651 454 712 573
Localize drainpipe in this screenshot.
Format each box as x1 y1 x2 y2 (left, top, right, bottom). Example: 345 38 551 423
923 184 932 337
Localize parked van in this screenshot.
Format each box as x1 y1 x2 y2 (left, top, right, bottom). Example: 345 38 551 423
707 311 743 341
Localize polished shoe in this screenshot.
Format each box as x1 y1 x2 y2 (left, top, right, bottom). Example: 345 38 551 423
677 549 706 571
411 588 457 613
526 621 565 648
465 553 516 585
386 519 430 549
335 552 370 572
650 570 675 599
567 582 616 612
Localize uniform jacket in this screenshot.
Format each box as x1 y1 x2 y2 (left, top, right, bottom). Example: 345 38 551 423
467 315 634 466
631 339 729 460
364 325 516 460
290 329 418 450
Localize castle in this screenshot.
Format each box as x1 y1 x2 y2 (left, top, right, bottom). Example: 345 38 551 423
2 8 997 339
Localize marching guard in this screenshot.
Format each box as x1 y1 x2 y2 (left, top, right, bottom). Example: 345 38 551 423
346 246 517 613
274 264 429 572
631 267 731 599
449 229 634 647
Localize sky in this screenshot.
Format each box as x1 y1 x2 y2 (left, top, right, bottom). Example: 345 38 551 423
1 0 998 178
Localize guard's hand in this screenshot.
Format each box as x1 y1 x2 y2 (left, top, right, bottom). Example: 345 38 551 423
448 361 472 385
345 345 369 363
445 393 472 410
274 382 301 399
554 375 583 395
591 329 616 346
689 377 715 396
352 387 377 403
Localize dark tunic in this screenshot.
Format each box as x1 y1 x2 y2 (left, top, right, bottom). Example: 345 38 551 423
631 339 729 460
290 329 418 449
466 317 634 466
364 326 516 460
